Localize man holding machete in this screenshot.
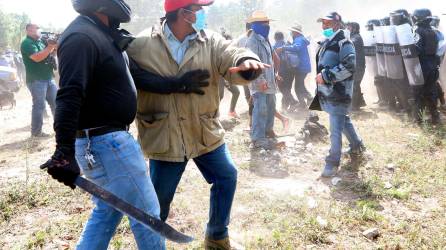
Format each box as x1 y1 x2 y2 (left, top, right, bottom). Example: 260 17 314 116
40 0 210 249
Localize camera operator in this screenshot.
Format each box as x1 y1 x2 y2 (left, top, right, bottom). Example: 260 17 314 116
21 23 58 137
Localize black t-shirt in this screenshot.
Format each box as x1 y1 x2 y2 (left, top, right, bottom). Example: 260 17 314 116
55 16 175 153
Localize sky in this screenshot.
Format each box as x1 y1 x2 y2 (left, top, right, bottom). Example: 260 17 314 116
0 0 445 30
0 0 77 28
0 0 237 29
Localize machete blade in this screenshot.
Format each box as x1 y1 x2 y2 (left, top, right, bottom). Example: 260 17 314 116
74 176 194 244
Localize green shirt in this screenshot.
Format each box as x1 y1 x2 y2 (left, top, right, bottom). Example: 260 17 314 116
20 36 54 83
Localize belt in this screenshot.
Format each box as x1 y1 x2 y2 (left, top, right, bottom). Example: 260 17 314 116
76 125 129 139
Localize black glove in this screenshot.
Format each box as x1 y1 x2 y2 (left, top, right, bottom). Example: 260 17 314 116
40 147 80 189
176 69 210 95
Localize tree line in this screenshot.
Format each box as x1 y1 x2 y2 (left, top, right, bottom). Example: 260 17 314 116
0 10 30 52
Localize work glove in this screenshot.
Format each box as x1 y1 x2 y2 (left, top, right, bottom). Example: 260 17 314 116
40 146 80 190
176 69 210 95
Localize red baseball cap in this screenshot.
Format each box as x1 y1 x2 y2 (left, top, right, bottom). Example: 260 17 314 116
164 0 214 13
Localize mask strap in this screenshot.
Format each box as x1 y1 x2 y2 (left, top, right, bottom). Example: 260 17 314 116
182 8 196 25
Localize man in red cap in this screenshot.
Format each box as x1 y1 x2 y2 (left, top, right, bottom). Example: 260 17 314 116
127 0 267 249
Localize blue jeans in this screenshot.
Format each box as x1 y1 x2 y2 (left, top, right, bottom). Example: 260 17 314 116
75 131 165 250
251 93 276 141
28 79 57 135
322 102 362 168
150 144 237 240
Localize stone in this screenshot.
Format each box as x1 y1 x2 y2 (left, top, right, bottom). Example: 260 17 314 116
326 234 338 244
331 177 342 186
362 228 380 240
307 197 318 209
384 182 393 189
316 216 328 227
386 163 396 171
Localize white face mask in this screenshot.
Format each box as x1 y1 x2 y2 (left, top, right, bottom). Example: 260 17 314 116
343 29 351 39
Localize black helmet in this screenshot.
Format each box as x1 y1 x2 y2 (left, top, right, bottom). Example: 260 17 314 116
390 9 412 25
380 17 390 26
394 9 410 18
366 19 381 31
72 0 132 23
367 19 381 26
431 16 440 28
412 8 433 25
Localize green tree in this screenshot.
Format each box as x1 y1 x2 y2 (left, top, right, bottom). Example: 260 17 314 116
0 10 30 51
240 0 265 19
122 0 164 34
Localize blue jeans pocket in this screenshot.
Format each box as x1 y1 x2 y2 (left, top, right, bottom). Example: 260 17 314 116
108 132 136 158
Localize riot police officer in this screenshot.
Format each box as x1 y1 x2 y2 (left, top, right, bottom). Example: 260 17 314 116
412 8 441 124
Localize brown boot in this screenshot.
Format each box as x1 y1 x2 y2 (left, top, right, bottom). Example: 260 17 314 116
204 237 244 250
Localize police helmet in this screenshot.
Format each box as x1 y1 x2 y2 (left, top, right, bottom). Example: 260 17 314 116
72 0 132 23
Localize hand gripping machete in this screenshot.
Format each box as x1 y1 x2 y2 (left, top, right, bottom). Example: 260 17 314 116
42 168 193 244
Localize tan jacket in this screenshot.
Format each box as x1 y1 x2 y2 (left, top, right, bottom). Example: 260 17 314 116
127 23 260 162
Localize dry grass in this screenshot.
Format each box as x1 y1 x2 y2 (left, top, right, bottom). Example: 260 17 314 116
1 88 446 249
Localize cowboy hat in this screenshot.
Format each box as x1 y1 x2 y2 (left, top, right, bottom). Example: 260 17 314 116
247 10 273 23
289 23 303 33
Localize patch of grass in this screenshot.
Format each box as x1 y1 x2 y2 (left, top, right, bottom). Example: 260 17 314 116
111 236 124 250
0 182 49 222
338 178 380 199
242 195 338 248
26 230 47 249
384 187 410 200
355 200 383 222
0 179 84 223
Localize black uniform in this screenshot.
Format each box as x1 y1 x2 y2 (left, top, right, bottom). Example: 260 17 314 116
350 32 367 110
412 23 441 123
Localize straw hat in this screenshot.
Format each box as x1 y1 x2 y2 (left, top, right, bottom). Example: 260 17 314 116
247 10 273 23
289 23 303 34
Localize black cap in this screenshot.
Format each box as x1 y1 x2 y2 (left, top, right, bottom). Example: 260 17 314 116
318 12 342 23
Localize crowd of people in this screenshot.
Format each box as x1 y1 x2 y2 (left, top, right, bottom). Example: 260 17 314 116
10 0 444 249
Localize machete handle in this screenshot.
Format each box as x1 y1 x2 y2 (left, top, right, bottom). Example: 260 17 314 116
39 160 51 170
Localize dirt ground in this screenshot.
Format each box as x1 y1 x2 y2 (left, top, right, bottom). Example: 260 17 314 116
1 77 446 249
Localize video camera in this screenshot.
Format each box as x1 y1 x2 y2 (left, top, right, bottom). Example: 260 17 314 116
40 32 61 70
41 32 61 46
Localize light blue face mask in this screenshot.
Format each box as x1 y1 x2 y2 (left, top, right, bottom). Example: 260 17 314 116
322 28 334 38
193 9 207 31
183 8 207 31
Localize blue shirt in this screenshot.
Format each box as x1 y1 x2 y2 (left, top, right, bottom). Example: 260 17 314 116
435 29 445 42
164 24 198 65
283 35 312 73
